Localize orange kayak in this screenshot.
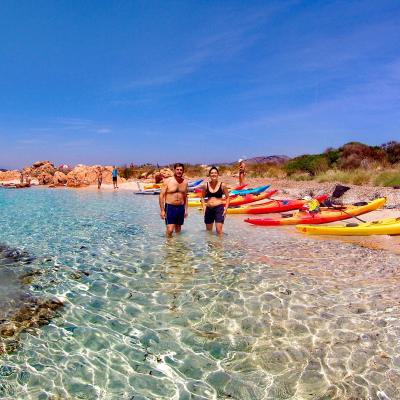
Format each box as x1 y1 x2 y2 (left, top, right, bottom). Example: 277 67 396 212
244 198 386 226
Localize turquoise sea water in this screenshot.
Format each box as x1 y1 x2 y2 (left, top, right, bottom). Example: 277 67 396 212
1 187 400 399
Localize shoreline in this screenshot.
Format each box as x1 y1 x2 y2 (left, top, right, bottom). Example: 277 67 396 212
2 176 399 255
2 175 399 207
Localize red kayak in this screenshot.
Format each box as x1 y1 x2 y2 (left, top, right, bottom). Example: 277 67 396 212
188 189 277 207
244 198 386 226
227 195 328 214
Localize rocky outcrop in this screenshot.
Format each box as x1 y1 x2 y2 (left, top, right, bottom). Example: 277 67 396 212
37 173 53 185
0 170 20 182
52 171 68 186
32 160 51 168
154 168 173 183
66 165 126 187
31 162 55 178
22 161 56 184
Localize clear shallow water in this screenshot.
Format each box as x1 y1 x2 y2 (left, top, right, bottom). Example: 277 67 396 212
0 188 400 399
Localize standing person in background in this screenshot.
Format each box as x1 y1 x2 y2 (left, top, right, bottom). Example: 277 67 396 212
159 163 188 237
238 159 246 186
201 166 230 236
112 166 118 189
97 167 103 189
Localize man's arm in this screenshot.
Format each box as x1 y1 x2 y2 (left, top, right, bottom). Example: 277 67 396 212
159 183 168 219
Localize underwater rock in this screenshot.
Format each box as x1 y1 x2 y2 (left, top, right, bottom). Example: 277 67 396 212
0 245 34 265
0 296 64 355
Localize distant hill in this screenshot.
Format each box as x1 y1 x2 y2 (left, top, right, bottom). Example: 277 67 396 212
240 155 290 165
0 168 8 172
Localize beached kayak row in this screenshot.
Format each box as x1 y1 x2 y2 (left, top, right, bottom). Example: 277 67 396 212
143 178 398 236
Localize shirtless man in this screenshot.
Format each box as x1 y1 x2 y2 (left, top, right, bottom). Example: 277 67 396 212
159 163 188 237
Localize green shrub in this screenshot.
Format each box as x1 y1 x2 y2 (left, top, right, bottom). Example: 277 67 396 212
284 154 329 176
382 141 400 164
324 148 341 166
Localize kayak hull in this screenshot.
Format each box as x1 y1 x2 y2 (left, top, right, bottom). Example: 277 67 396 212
188 189 278 207
245 198 386 226
227 195 328 215
296 217 400 236
230 184 270 196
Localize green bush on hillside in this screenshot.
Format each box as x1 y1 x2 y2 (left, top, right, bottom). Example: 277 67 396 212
382 141 400 164
284 154 329 176
324 148 341 165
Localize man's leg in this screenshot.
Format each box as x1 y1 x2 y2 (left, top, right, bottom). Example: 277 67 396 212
166 224 175 237
175 225 182 234
206 223 213 232
215 223 223 236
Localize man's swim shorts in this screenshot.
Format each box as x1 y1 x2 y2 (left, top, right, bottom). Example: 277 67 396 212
165 204 185 225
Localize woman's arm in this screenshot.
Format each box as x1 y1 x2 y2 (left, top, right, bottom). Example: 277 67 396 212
200 183 207 213
222 183 230 215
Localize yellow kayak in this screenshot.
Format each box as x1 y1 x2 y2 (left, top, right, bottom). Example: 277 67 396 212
297 217 400 236
144 183 162 190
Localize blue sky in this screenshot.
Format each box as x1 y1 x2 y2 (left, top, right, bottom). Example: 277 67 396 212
1 0 399 168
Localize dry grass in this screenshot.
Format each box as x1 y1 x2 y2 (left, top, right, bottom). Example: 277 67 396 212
316 169 371 185
374 168 400 187
248 164 287 178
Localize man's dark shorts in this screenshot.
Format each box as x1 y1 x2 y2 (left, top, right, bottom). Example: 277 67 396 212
165 204 185 226
204 205 225 224
112 176 117 182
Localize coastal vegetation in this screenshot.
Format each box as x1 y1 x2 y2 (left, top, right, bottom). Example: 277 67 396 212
116 141 400 187
1 141 398 188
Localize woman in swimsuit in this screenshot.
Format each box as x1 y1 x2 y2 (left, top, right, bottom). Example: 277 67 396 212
238 159 246 186
200 166 230 235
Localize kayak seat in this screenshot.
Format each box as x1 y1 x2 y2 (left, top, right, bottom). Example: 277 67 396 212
346 223 359 227
352 202 368 206
281 213 293 218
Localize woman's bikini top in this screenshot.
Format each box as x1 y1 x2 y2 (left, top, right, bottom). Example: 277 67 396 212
205 182 223 198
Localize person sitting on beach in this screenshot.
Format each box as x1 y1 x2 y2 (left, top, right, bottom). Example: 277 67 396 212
200 166 230 236
20 172 24 184
238 159 246 186
112 166 118 189
159 163 188 237
97 167 103 189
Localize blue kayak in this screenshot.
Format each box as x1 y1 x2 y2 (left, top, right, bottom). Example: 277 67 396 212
230 185 270 196
188 179 203 187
